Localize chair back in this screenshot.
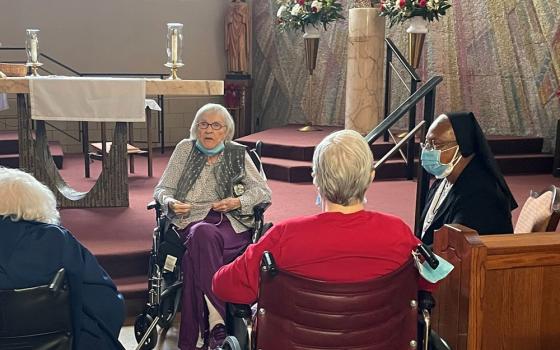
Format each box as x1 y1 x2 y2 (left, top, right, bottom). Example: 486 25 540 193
514 185 560 233
255 257 419 350
0 269 72 350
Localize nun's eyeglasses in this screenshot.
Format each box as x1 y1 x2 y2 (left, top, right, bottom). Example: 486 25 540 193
197 122 225 130
420 140 457 152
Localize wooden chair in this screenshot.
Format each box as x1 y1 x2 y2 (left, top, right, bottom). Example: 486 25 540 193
514 185 560 233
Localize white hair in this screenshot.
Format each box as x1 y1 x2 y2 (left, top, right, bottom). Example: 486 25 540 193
0 167 60 225
189 103 235 141
312 130 374 206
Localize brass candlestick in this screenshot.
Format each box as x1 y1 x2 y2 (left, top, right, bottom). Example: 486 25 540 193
26 62 43 76
165 23 184 80
164 62 184 80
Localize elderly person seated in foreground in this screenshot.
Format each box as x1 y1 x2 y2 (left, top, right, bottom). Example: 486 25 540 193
154 103 271 350
212 129 434 307
0 167 125 350
418 112 518 245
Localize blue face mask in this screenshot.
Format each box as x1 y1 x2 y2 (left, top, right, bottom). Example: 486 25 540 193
195 140 225 156
413 252 454 283
315 193 322 207
420 146 459 179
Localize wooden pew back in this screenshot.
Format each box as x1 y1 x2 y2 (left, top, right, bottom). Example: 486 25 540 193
432 225 560 350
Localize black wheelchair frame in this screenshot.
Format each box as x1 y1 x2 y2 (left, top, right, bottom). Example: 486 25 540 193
134 141 270 350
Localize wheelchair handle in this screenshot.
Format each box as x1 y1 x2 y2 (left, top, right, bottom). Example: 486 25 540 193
48 268 66 293
418 244 439 269
261 251 278 276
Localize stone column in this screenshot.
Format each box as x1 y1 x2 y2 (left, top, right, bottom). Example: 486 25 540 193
345 8 385 135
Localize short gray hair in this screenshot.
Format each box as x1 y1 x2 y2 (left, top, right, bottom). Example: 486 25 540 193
190 103 235 141
312 130 374 206
0 167 60 225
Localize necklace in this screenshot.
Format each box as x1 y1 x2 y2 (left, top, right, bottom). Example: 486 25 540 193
422 179 453 237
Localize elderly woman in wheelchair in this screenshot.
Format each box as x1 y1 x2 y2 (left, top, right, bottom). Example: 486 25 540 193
152 103 271 350
213 130 449 350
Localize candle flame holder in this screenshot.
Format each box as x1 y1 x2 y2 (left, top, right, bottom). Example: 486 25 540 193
165 23 184 80
25 29 42 76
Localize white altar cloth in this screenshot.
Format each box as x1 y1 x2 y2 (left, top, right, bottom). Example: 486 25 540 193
29 77 145 122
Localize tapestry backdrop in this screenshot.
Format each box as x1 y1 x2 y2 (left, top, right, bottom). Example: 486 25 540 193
252 0 560 148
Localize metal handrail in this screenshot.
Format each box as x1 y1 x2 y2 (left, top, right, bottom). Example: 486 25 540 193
383 38 423 180
367 76 443 143
368 75 443 234
386 38 421 82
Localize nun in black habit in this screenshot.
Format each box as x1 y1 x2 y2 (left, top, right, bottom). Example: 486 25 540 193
418 112 518 245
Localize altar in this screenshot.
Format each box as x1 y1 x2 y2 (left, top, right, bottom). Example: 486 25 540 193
0 77 223 208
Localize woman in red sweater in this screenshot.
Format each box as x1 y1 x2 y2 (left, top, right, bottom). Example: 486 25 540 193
212 130 434 305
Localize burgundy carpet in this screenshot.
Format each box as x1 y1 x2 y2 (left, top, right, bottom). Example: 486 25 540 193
58 152 559 255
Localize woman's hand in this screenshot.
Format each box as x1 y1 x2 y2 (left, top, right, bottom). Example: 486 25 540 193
169 200 193 215
212 197 241 213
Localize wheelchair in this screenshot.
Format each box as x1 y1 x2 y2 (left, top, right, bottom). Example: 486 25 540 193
134 141 271 350
0 268 72 350
222 246 452 350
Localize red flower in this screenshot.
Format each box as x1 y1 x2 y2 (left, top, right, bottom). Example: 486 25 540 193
297 0 305 5
399 0 406 8
419 0 427 7
556 89 560 98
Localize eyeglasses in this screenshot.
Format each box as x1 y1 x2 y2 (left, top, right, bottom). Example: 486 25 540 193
420 140 457 152
197 121 225 130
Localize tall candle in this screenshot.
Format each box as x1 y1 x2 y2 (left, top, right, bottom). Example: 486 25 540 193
30 37 38 63
171 29 178 64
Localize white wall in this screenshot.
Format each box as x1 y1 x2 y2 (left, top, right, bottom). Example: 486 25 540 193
0 0 230 152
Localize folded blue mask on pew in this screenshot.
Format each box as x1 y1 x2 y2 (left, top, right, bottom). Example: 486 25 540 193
412 251 454 284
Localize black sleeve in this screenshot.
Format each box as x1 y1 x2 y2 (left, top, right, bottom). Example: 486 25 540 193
450 191 513 235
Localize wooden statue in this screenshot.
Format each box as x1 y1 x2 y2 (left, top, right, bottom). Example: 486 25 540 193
225 0 250 74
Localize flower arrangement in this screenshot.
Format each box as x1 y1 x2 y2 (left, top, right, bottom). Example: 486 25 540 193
379 0 452 27
276 0 345 31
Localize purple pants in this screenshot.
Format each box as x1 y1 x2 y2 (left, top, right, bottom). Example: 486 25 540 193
178 210 251 350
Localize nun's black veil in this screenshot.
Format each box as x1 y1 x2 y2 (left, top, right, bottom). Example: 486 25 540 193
447 112 518 210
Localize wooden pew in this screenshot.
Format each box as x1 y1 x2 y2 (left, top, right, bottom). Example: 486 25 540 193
431 225 560 350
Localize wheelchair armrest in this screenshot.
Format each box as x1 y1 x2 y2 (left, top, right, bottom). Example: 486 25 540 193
253 202 271 220
147 200 158 211
229 303 252 319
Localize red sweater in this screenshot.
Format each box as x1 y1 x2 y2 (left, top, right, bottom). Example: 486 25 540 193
212 210 434 304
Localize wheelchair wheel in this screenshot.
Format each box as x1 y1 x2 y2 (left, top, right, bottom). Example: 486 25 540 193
134 313 158 350
222 336 241 350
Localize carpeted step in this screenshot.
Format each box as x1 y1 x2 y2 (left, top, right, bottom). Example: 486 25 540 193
95 249 149 281
237 125 547 162
261 153 554 183
113 275 148 301
113 275 149 319
0 141 64 169
0 131 21 155
261 157 313 183
495 153 554 174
